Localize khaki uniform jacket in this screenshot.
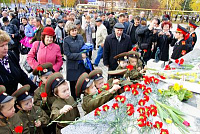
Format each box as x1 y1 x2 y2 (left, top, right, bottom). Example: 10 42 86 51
50 97 80 128
96 24 108 47
0 114 30 134
82 91 113 114
34 84 56 116
17 106 49 134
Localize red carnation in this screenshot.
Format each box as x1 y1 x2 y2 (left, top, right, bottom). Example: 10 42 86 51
115 95 126 103
37 66 43 71
164 65 171 70
160 129 169 134
137 119 146 127
126 65 134 71
124 85 130 92
143 90 149 96
159 75 166 79
98 89 102 94
40 92 47 98
103 83 110 90
150 104 157 110
139 113 147 121
138 99 146 106
94 108 101 116
175 59 179 64
112 103 119 110
102 104 110 112
130 84 137 90
147 121 153 128
126 103 134 110
144 95 150 102
137 107 145 114
179 58 184 65
127 104 134 116
153 121 163 129
154 78 160 84
132 47 137 51
14 126 23 133
143 49 147 53
150 109 158 116
132 89 139 96
146 87 152 93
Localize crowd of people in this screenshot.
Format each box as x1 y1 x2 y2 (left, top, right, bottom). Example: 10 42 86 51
0 6 198 134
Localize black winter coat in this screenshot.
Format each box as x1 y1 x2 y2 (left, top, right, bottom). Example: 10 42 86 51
171 39 189 60
64 35 86 81
103 33 132 70
0 51 37 95
10 17 20 29
136 25 157 60
156 31 173 61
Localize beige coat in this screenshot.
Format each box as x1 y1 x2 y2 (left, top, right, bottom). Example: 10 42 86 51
96 24 108 47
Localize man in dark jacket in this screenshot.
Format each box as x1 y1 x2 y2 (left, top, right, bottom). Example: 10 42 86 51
127 16 141 46
100 13 111 34
2 17 20 58
30 17 44 44
51 13 60 29
9 12 20 29
136 18 160 63
103 23 132 71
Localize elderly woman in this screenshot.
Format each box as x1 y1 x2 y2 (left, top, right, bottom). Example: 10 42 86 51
0 30 37 95
27 27 63 72
64 24 87 100
155 21 173 62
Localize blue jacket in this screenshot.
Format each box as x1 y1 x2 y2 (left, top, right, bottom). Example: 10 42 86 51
25 23 35 37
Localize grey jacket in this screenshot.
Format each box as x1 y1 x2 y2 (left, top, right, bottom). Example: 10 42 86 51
55 25 65 44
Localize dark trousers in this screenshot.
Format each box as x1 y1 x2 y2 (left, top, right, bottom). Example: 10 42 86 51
70 81 77 101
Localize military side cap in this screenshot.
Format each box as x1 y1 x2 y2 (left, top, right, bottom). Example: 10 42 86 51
0 85 13 104
128 51 140 58
12 85 32 102
58 20 64 23
74 19 81 25
189 21 198 29
89 69 103 81
95 18 102 22
45 72 65 94
108 69 127 75
176 25 190 40
76 72 93 97
33 62 53 76
113 52 129 61
114 23 125 29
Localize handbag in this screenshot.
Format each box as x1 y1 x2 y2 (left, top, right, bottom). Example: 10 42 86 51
20 44 30 55
23 41 41 73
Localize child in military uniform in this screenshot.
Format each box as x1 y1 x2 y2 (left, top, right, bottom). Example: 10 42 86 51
33 63 56 134
0 85 30 134
33 63 55 116
114 52 129 70
46 72 80 134
189 21 198 49
12 85 49 134
171 25 190 60
125 51 144 80
76 72 121 114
